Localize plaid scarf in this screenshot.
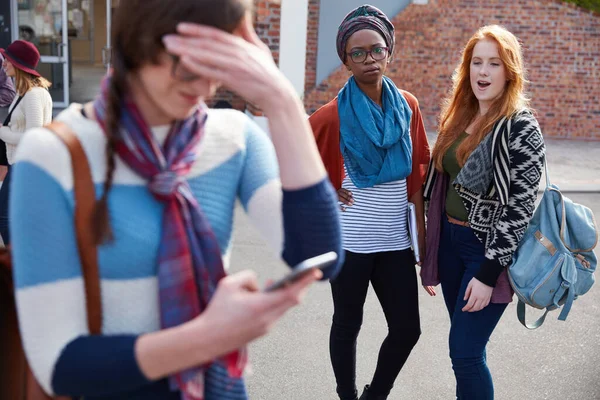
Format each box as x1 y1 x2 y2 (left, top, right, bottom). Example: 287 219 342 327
93 78 247 400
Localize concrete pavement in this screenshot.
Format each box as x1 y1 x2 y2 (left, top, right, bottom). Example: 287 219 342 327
1 101 598 399
542 138 600 192
230 139 600 400
425 133 600 193
231 191 600 400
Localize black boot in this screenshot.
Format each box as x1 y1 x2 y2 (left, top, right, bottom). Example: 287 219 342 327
337 387 358 400
359 385 388 400
339 393 358 400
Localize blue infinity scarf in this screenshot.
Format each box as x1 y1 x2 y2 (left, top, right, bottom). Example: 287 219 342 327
338 76 413 188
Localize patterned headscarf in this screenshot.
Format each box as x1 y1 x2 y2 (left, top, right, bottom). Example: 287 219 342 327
336 5 395 63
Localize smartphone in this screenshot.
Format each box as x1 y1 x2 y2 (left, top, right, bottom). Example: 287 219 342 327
264 251 338 292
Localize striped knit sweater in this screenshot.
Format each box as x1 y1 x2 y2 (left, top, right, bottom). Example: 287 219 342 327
10 104 343 399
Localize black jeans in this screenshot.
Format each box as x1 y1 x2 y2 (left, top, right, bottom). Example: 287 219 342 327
330 249 421 400
0 165 11 244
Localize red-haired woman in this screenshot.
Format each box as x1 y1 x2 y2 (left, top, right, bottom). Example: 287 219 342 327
421 25 546 399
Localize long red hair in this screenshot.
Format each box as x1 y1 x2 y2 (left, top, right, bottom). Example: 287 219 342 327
432 25 530 170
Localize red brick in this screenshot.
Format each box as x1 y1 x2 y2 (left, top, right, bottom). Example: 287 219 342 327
304 0 600 140
210 0 282 113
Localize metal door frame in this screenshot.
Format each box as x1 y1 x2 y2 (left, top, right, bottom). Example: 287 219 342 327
10 0 69 107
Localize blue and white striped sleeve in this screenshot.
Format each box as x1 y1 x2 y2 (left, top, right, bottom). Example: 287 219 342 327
237 118 343 278
10 128 149 397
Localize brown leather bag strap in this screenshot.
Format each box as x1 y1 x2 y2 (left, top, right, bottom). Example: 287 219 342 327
45 122 102 335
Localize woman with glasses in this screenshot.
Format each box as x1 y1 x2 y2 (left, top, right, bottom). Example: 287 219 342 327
310 5 434 400
0 40 52 244
10 0 342 398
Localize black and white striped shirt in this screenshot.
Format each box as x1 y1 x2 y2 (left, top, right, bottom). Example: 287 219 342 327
340 165 411 253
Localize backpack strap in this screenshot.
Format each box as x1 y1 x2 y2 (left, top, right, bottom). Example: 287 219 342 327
517 300 550 330
548 185 598 254
542 154 551 189
45 122 102 335
2 95 24 126
518 255 578 329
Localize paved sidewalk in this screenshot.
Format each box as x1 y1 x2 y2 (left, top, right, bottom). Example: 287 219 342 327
542 138 600 192
235 192 600 400
2 105 598 192
426 133 600 193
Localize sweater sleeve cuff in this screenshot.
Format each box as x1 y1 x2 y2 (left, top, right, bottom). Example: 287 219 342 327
475 258 505 288
281 178 343 280
52 335 150 397
282 177 336 203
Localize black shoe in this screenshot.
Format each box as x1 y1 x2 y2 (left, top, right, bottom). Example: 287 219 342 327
338 388 358 400
359 385 388 400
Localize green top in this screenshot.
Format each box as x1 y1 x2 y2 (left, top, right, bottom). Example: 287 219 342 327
442 131 469 221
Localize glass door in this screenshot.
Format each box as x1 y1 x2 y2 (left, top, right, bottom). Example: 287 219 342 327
102 0 112 71
11 0 69 107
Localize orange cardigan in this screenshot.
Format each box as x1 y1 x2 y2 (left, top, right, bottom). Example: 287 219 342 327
309 91 431 199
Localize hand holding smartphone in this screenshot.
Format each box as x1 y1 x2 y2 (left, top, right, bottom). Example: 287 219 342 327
264 252 338 292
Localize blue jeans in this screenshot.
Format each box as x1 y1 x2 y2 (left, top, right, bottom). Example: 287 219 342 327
438 217 508 400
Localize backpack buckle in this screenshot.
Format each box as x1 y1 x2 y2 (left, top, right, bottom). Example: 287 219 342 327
574 254 591 269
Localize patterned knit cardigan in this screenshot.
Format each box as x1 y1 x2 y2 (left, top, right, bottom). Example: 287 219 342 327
422 110 546 289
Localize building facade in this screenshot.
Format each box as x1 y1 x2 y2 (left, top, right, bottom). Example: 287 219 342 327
2 0 598 139
1 0 114 108
303 0 600 140
248 0 600 140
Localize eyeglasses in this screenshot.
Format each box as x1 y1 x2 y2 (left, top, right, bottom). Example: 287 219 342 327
170 55 200 82
346 47 389 64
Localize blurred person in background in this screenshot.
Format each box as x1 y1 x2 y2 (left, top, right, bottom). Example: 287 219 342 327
0 53 16 107
0 40 52 244
0 53 16 192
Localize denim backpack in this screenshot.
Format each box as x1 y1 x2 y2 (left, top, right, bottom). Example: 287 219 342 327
508 163 598 329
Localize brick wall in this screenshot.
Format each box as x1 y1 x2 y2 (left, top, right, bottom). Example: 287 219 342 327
304 0 321 93
304 0 600 140
254 0 282 65
208 0 282 110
